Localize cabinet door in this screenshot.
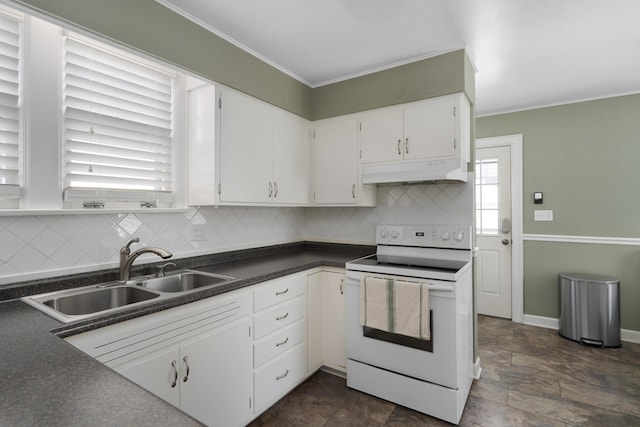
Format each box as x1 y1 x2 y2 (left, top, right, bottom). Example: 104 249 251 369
359 108 403 164
219 90 273 203
306 272 323 374
180 318 252 427
272 110 310 204
313 118 358 204
403 96 456 160
118 346 181 408
321 272 346 370
187 84 217 206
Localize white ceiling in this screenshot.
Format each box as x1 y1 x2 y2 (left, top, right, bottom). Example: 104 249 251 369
157 0 640 116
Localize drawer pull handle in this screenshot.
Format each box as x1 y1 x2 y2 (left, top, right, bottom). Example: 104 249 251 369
276 337 289 347
276 312 289 321
170 360 178 388
275 288 289 296
182 356 190 383
276 369 289 381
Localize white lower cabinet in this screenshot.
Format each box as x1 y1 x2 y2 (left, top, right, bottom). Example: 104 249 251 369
252 273 308 414
117 319 252 427
66 291 253 427
306 269 347 373
66 268 348 426
254 344 306 411
118 345 181 407
254 320 305 368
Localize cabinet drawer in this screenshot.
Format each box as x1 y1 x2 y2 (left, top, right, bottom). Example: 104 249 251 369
254 344 306 412
253 295 305 340
254 320 305 368
253 274 305 312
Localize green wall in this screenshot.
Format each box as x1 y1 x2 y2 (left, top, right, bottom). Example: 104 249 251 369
15 1 473 121
14 0 313 118
312 49 473 119
477 94 640 331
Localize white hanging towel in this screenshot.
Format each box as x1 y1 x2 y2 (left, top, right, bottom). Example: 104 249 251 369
394 280 430 340
359 276 390 332
360 276 431 340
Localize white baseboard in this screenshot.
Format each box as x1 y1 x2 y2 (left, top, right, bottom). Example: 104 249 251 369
473 357 482 380
522 314 640 344
523 314 559 330
622 329 640 344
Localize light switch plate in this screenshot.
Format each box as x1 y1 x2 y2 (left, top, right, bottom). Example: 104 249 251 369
534 210 553 221
191 223 206 241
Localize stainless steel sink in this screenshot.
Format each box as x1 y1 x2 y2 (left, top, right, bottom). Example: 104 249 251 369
42 286 159 315
22 269 236 323
22 283 162 323
136 270 235 293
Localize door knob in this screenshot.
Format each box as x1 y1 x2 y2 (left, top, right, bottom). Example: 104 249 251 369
502 239 510 245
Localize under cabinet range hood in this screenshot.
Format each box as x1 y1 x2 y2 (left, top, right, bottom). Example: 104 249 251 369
359 92 471 185
362 157 468 184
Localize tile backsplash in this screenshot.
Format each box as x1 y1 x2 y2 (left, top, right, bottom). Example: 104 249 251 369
0 181 472 284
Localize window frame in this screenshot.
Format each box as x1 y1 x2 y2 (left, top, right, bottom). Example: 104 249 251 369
0 3 211 214
0 6 23 208
61 31 178 209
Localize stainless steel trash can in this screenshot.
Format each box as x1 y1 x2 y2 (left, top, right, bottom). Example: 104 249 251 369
558 273 621 348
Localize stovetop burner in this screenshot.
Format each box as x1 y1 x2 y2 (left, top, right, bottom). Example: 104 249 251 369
346 224 473 281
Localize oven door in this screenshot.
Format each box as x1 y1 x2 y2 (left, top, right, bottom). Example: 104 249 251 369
346 269 460 389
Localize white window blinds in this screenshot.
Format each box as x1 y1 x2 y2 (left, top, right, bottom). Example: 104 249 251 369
0 11 21 200
62 34 175 207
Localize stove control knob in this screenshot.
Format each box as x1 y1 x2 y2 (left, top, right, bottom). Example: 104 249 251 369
380 229 389 238
391 230 400 239
454 231 464 241
440 231 451 241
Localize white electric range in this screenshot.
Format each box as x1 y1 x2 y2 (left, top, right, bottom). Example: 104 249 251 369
345 224 473 425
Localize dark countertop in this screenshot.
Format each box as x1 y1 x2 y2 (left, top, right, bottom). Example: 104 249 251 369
0 242 373 427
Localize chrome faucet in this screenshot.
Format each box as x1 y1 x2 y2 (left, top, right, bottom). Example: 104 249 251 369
119 237 173 281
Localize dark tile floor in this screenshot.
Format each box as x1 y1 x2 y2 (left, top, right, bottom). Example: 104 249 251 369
249 315 640 426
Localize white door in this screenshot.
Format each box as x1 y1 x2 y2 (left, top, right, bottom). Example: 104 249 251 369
476 145 512 318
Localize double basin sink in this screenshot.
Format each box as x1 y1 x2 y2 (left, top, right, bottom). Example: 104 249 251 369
22 270 236 323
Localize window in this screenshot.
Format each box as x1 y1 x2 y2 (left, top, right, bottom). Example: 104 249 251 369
475 158 499 235
62 33 176 208
0 10 21 207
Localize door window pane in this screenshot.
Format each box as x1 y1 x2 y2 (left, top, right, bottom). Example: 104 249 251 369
476 158 500 235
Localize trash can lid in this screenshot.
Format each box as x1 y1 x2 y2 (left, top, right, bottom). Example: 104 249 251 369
558 272 619 283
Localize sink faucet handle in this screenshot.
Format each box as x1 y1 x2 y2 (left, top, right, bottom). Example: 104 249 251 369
121 237 141 254
156 262 177 277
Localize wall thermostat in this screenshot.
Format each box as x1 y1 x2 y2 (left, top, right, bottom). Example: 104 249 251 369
534 192 543 204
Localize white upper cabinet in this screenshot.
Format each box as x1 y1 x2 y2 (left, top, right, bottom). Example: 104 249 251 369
272 109 311 204
187 83 219 206
312 117 376 206
219 89 279 204
360 93 468 164
188 87 310 206
403 95 458 160
359 93 471 183
359 108 404 164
